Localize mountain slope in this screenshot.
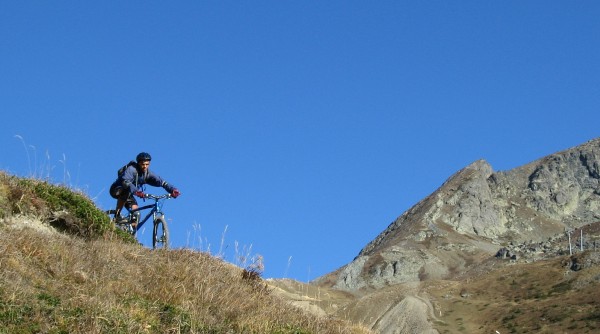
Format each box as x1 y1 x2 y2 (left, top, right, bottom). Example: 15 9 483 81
279 137 600 333
320 138 600 290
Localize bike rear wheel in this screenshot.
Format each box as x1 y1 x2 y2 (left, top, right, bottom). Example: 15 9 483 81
152 216 169 249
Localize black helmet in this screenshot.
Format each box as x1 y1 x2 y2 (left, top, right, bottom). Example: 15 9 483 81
136 152 152 162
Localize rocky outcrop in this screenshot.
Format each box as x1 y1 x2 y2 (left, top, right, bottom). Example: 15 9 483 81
318 138 600 290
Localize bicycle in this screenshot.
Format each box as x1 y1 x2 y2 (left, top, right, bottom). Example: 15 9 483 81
106 193 173 249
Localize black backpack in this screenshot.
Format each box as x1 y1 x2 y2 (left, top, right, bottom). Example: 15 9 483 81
117 161 137 177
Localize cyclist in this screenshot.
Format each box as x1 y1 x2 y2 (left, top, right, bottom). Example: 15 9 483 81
109 152 180 227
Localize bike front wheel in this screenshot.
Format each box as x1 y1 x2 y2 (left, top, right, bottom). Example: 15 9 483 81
152 216 169 249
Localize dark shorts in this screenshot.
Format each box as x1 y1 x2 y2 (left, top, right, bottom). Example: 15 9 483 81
109 183 138 208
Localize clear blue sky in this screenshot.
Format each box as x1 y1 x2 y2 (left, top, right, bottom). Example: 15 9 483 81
2 1 599 281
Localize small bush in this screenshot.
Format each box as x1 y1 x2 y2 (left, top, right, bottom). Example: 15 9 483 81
0 172 117 240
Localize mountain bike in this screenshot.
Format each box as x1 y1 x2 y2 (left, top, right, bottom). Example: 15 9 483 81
106 193 172 249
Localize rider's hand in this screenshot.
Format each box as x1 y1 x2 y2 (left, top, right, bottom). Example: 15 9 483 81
135 191 145 198
171 189 180 198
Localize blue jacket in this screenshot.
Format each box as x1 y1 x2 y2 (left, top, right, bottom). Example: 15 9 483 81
114 165 176 194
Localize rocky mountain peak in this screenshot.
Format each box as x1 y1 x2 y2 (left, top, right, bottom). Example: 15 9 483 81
317 137 600 290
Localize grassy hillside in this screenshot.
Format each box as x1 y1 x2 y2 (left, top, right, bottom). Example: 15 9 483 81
271 251 600 334
0 172 372 334
0 172 122 241
425 254 600 333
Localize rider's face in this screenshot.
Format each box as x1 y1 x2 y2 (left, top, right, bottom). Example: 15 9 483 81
139 161 150 172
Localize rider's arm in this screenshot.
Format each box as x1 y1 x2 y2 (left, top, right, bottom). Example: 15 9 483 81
146 171 176 193
121 166 139 194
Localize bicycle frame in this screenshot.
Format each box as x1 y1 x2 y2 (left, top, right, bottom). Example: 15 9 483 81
127 194 170 232
107 193 172 249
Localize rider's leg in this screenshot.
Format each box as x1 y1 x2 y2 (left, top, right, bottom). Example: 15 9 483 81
131 210 141 229
115 198 126 217
126 198 140 228
111 184 129 217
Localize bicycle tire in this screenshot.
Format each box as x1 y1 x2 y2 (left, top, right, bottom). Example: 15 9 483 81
152 216 169 249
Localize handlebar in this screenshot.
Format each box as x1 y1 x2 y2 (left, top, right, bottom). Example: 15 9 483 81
143 193 173 200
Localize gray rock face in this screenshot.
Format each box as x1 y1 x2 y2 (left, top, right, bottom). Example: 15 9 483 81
436 159 503 237
320 138 600 290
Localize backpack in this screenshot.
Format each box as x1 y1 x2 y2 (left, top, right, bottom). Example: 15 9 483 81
117 161 137 177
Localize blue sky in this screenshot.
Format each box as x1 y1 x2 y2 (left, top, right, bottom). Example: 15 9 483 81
2 1 599 281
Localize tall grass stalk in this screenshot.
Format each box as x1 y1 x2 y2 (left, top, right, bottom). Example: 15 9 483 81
217 224 228 258
284 255 293 278
14 134 32 176
58 153 70 186
13 136 74 186
188 222 211 252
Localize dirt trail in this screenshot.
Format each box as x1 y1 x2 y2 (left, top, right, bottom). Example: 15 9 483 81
371 295 439 334
269 278 443 334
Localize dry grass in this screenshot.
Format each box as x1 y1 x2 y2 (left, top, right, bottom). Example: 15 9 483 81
425 255 600 334
0 172 373 334
0 227 370 333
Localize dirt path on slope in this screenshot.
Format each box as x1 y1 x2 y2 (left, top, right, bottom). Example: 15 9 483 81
269 279 442 334
370 294 439 334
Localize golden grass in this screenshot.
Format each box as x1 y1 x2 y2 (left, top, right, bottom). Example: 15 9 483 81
0 172 373 333
0 225 373 333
